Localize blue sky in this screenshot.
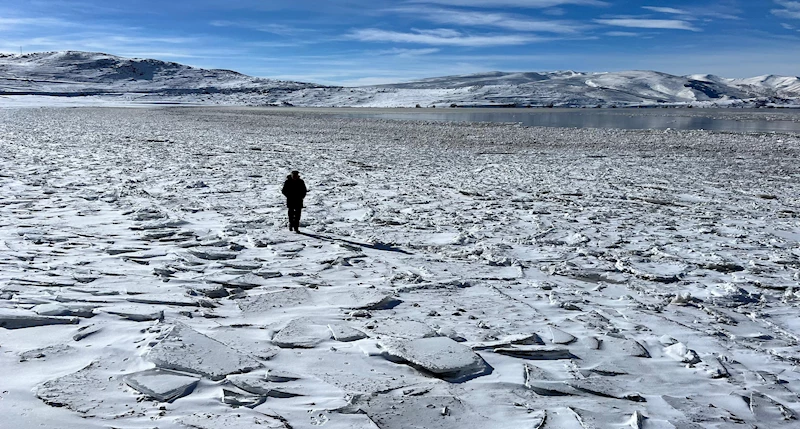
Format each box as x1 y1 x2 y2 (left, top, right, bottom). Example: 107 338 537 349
1 0 799 85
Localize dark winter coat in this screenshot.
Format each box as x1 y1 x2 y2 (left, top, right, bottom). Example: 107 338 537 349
282 176 307 208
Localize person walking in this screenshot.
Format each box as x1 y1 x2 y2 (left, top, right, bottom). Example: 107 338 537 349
281 170 307 233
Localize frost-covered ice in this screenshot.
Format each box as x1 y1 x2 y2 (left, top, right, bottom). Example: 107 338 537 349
1 106 800 428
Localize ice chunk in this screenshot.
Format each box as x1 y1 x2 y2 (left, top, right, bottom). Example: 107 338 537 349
342 290 402 310
179 411 289 429
147 323 262 380
568 378 646 402
101 305 164 322
272 318 330 348
31 303 95 318
0 308 79 329
20 344 76 362
36 362 145 417
222 388 266 408
493 346 578 360
379 337 491 382
237 288 312 313
188 247 239 260
604 337 651 358
664 343 701 364
371 319 437 339
227 374 304 398
328 324 368 342
339 394 545 429
549 326 577 344
123 368 199 402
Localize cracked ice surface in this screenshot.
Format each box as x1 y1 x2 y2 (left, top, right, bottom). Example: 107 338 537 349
1 106 800 428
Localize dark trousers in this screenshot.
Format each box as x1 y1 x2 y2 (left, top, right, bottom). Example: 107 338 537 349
288 207 302 230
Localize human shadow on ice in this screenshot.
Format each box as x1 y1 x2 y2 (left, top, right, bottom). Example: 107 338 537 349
299 232 412 255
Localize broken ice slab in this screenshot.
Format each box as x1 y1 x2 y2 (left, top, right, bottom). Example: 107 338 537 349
73 324 102 341
266 369 302 382
525 380 579 396
329 323 368 342
127 293 212 307
493 346 578 360
237 288 312 313
744 391 797 422
664 343 702 364
106 246 150 255
36 361 146 417
207 273 270 289
123 368 200 402
227 374 304 398
32 303 96 318
221 260 263 270
100 305 164 322
371 319 437 339
578 362 628 377
187 247 239 260
549 326 577 345
379 337 491 382
568 378 646 402
147 323 262 380
206 327 280 360
185 282 229 299
272 319 331 348
8 276 76 288
0 308 79 329
471 333 545 350
339 289 402 310
603 337 651 358
222 388 266 408
179 411 289 429
20 344 76 362
338 394 545 429
615 259 687 283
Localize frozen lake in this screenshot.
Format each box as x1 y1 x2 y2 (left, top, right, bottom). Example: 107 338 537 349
320 107 800 133
1 107 800 429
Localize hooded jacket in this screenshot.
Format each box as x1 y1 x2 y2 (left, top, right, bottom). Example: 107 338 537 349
282 175 307 208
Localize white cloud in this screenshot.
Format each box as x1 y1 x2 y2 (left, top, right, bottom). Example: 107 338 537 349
347 28 545 46
642 4 741 20
395 8 582 34
642 6 688 15
376 47 441 56
595 19 699 31
0 17 78 29
210 21 314 36
773 0 800 19
605 31 640 37
404 0 608 8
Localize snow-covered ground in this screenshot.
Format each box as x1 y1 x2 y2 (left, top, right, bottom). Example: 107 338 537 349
1 106 800 428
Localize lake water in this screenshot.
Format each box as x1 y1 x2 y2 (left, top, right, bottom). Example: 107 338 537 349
324 108 800 134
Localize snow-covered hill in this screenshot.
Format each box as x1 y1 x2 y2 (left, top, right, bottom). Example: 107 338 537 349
1 51 799 107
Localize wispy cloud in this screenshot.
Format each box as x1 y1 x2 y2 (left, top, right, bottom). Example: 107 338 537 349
347 28 545 46
642 6 688 15
0 16 79 29
210 21 315 36
393 7 583 34
773 1 800 19
405 0 609 8
605 31 640 37
375 47 441 56
595 18 699 31
642 3 741 20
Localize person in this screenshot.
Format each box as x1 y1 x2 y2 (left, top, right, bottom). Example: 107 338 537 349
281 170 307 232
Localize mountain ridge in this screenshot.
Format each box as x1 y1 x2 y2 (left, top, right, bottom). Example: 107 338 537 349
1 51 798 107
